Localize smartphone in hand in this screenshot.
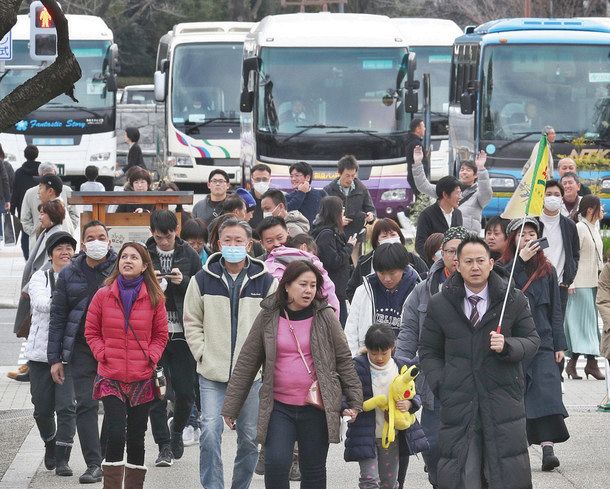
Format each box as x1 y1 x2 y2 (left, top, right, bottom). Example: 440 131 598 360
530 237 549 250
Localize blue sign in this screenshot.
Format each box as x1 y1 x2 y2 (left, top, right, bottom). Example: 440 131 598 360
15 119 87 131
0 31 12 61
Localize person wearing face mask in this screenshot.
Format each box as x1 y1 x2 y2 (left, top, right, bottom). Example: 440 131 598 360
260 188 309 238
248 164 272 231
47 220 117 484
396 225 470 489
413 146 491 234
537 180 580 315
183 218 278 489
347 218 428 302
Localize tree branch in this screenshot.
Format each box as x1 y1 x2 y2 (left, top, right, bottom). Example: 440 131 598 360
0 0 22 40
0 0 82 132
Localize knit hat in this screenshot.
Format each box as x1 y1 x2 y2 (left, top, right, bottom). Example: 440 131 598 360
506 217 539 236
442 226 471 245
235 187 257 212
45 231 77 257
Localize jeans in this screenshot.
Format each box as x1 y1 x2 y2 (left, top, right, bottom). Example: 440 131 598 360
29 360 76 446
420 397 441 486
198 376 261 489
188 404 201 430
149 333 196 446
102 395 151 466
71 341 102 467
265 400 329 489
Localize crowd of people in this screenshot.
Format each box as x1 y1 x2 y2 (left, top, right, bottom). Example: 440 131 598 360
0 119 609 489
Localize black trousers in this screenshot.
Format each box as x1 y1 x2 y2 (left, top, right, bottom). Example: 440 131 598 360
102 396 151 466
149 333 196 446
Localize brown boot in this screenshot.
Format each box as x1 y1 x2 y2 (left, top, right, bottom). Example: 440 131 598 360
566 355 582 380
124 463 146 489
102 461 124 489
584 356 605 380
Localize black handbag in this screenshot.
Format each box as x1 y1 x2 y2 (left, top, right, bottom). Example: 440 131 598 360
2 212 22 246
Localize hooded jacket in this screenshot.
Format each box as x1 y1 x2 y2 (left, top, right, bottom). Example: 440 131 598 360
183 253 277 383
284 210 310 237
345 266 419 356
11 160 40 215
420 270 540 489
264 245 340 318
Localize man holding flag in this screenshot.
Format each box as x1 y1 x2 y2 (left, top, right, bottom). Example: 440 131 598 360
419 135 549 489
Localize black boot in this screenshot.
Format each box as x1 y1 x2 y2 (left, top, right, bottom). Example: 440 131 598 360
44 438 56 470
541 445 560 471
55 445 73 476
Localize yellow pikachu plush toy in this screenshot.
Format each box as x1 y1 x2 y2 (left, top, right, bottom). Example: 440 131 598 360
362 364 419 448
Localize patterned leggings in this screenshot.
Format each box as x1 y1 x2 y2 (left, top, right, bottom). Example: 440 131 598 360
358 439 400 489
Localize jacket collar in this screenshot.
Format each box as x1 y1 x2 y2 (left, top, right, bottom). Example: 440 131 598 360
259 295 332 315
108 277 149 303
72 249 117 276
442 268 511 313
204 252 267 281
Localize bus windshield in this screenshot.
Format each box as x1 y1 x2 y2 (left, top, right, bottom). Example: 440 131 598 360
171 42 243 129
481 44 610 144
257 47 409 135
0 40 114 110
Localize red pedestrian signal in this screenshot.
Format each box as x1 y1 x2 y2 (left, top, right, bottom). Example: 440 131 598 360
35 6 55 29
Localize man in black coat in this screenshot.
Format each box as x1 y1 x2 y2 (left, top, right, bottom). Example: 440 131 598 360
415 175 463 259
406 118 429 196
48 221 117 484
420 236 540 489
10 145 40 259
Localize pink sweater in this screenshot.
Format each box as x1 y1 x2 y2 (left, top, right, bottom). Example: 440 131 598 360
273 315 315 405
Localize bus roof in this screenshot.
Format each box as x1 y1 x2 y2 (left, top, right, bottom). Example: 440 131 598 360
13 14 113 41
391 18 462 46
165 22 255 47
249 13 406 48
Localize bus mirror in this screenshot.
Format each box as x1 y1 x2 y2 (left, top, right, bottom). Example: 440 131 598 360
109 44 120 75
407 52 416 79
240 90 254 113
404 91 418 113
154 70 166 102
460 92 476 115
106 74 117 93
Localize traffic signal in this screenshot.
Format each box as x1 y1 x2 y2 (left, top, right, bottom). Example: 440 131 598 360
30 1 57 61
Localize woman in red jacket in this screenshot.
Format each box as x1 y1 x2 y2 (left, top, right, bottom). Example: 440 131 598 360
85 242 167 489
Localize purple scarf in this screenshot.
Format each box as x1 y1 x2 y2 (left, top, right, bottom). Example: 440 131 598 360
117 274 145 331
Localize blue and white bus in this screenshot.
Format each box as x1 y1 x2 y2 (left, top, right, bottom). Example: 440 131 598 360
448 18 610 216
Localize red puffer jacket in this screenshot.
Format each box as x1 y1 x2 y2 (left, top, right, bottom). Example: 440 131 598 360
85 280 168 383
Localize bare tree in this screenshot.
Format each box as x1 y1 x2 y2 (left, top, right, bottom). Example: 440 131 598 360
0 0 81 132
228 0 265 21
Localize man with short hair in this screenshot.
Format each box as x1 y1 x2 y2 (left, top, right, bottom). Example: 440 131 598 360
249 163 272 230
484 217 509 261
261 188 309 237
415 175 463 258
192 169 231 223
257 216 290 257
146 210 202 467
405 118 429 196
557 157 591 196
48 221 117 484
184 218 277 489
286 161 326 225
420 236 539 489
559 172 582 219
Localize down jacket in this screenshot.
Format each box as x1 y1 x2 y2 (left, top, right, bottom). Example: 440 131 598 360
25 269 56 362
344 354 428 462
85 280 168 383
221 297 363 445
420 270 540 489
48 250 118 365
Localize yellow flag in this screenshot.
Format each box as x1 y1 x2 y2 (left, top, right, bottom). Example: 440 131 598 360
501 135 549 219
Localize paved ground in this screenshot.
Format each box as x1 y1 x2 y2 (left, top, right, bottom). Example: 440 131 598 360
0 243 609 488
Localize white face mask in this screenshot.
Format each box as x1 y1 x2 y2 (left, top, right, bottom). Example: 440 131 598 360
379 236 402 245
84 240 109 260
253 181 270 195
434 249 443 261
544 196 562 212
262 203 280 219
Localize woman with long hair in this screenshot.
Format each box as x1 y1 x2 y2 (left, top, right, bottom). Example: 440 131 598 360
311 196 357 326
221 260 362 489
85 242 168 489
564 195 605 380
500 218 569 471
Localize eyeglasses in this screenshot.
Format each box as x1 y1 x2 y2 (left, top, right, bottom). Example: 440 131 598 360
442 248 457 256
209 179 227 185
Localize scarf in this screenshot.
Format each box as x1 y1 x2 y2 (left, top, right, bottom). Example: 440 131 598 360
117 274 145 331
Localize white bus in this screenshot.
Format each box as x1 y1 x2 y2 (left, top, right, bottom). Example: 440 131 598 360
392 18 463 181
154 22 254 187
0 15 118 187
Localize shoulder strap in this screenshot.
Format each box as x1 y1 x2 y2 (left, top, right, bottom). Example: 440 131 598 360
582 222 602 264
46 270 56 292
127 320 148 360
520 273 537 294
284 311 315 381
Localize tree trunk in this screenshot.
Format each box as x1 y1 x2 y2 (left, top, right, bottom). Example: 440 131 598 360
0 0 82 132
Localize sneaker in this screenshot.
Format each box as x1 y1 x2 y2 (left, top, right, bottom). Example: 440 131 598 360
182 425 198 446
171 430 185 459
155 445 173 467
78 465 102 484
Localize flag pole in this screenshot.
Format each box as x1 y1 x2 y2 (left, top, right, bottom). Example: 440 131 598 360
496 216 527 334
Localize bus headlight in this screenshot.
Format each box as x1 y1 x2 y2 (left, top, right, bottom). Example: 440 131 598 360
175 156 192 167
90 152 111 162
381 189 406 201
490 177 516 190
601 179 610 191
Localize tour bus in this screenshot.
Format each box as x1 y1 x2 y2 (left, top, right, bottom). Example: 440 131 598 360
392 18 463 181
240 13 419 219
154 22 254 187
0 15 119 187
448 18 610 217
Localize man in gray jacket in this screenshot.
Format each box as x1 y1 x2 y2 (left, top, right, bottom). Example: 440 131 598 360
413 147 492 234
